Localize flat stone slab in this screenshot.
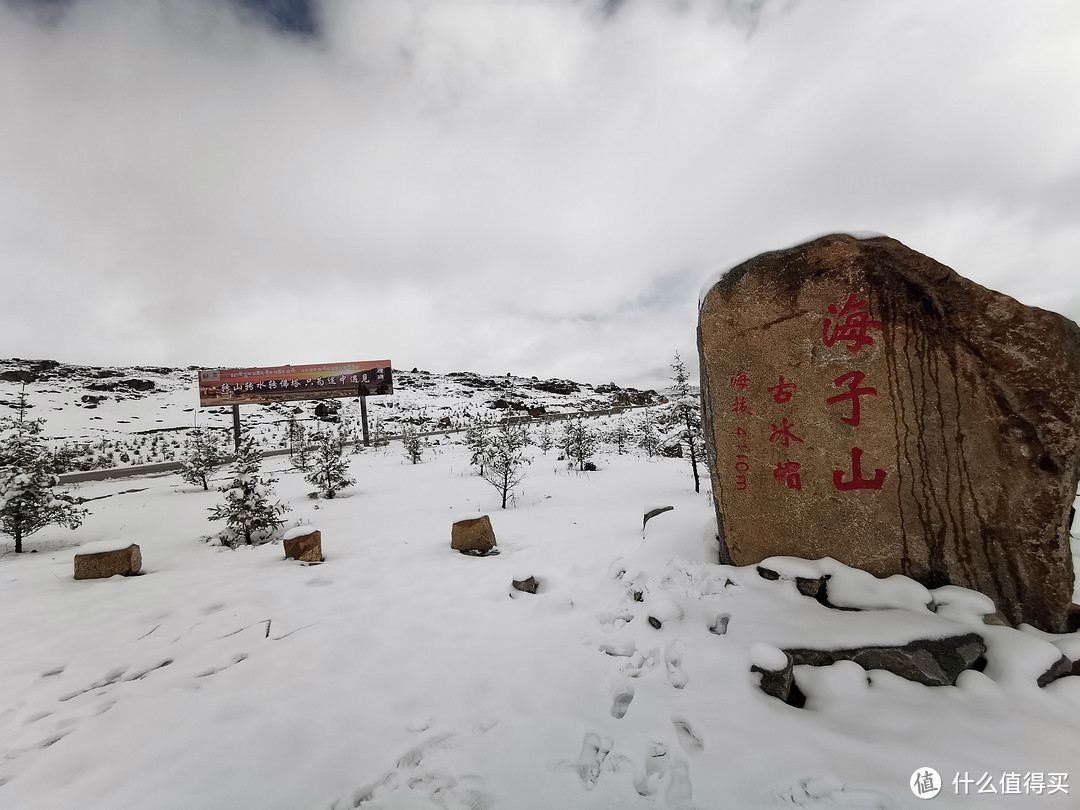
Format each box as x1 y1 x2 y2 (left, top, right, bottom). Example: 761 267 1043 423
74 543 142 579
699 233 1080 631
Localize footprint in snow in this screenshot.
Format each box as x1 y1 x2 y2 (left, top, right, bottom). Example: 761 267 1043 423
770 777 897 809
634 742 694 806
665 639 688 689
709 614 730 636
58 666 128 701
575 732 613 790
329 734 489 810
634 742 669 797
394 731 460 770
610 684 635 719
671 717 704 755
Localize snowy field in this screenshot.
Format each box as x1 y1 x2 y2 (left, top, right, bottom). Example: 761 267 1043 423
2 434 1080 809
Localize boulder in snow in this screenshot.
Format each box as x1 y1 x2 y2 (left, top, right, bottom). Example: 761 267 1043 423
754 632 987 707
699 233 1080 632
512 576 539 594
284 528 322 563
451 515 497 555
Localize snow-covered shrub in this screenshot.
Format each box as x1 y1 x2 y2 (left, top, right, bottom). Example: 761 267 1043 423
636 412 661 459
179 426 225 491
482 418 530 509
607 418 632 455
401 424 423 465
208 436 289 546
566 417 599 472
465 411 492 474
666 352 705 492
305 428 355 499
0 392 87 553
537 420 554 454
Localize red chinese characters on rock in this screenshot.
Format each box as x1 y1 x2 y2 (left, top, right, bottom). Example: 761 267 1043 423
834 447 886 491
768 417 803 448
730 370 751 491
735 427 750 491
826 371 876 427
767 375 797 404
823 294 887 492
766 375 804 493
773 461 802 491
823 293 882 354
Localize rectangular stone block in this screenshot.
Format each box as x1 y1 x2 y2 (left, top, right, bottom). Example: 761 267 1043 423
283 529 322 562
74 543 142 579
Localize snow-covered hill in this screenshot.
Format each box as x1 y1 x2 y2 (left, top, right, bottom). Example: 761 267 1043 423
0 358 663 472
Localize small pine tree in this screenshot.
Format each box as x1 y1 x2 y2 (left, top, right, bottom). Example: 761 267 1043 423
560 419 574 458
305 428 355 499
372 417 388 449
567 418 598 472
208 436 289 546
465 412 492 475
481 418 530 509
608 418 631 455
401 424 423 465
0 392 87 553
291 423 313 472
668 352 705 493
636 411 661 459
180 426 224 491
537 421 554 454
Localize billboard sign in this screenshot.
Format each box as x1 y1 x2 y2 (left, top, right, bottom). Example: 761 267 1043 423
198 361 393 407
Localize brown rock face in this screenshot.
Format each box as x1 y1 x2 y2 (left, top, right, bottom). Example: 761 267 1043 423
698 233 1080 632
284 530 323 562
451 515 497 554
73 544 142 579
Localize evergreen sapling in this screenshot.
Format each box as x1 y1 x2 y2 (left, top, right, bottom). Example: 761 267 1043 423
0 391 87 553
465 412 491 474
566 417 599 472
305 428 355 499
209 436 290 546
180 426 224 491
401 424 423 465
537 420 554 454
481 418 530 509
668 352 705 492
636 411 661 459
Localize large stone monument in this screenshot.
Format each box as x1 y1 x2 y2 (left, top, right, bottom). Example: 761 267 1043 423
698 233 1080 632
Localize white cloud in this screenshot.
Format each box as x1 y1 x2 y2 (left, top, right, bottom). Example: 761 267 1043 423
2 0 1078 388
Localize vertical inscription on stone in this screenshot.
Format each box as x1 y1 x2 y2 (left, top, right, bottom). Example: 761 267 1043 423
699 234 1080 632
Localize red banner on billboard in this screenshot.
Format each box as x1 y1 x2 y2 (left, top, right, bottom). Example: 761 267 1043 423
198 361 393 407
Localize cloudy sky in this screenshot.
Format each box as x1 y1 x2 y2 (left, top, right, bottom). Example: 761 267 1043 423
3 0 1078 389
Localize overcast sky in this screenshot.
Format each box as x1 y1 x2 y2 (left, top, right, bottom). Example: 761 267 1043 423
3 0 1078 389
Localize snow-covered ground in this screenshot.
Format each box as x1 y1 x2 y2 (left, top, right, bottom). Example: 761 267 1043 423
2 423 1079 808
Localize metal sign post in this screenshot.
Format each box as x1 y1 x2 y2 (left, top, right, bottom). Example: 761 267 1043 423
232 404 242 452
359 394 370 447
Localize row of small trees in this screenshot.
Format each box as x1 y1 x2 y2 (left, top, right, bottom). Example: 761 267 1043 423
1 353 705 551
